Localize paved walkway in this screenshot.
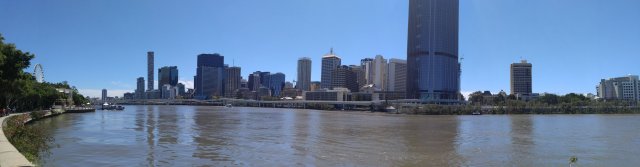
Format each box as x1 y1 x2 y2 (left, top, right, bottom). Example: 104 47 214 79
0 114 35 167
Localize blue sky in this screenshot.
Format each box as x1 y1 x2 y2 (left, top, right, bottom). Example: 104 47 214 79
1 0 639 98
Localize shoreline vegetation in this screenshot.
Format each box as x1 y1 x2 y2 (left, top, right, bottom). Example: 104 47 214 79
3 110 60 163
1 33 89 164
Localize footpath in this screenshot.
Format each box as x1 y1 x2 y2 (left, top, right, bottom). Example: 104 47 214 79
0 113 35 167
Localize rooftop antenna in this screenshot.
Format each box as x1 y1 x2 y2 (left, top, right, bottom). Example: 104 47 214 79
330 47 334 55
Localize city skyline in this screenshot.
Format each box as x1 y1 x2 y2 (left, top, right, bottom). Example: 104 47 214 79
1 0 639 98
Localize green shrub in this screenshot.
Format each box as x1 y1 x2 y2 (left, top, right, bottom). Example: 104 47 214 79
3 114 55 164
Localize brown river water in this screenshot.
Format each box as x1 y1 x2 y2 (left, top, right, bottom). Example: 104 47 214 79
32 105 640 166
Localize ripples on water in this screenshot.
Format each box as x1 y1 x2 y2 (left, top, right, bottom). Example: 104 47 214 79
32 106 640 166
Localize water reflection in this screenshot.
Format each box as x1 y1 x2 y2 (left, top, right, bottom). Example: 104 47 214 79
31 106 640 166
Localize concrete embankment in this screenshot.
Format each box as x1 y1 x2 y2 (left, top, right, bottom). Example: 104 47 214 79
0 108 94 167
0 113 35 167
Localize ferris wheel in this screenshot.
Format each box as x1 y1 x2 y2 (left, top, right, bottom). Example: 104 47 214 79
34 64 44 83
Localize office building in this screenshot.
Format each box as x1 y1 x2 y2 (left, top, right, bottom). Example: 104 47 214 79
297 57 312 91
510 60 533 96
147 51 154 91
597 75 640 101
388 59 407 92
260 72 271 89
310 81 322 91
349 65 366 89
177 83 186 96
407 0 461 102
321 48 341 89
123 92 135 100
270 73 286 97
249 72 262 91
240 79 248 89
136 77 145 99
161 84 177 99
370 55 388 90
304 88 350 101
195 53 225 99
225 67 242 98
361 58 374 84
158 66 178 89
331 65 358 92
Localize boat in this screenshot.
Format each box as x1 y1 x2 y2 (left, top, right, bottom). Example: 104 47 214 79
225 104 233 108
101 103 125 110
385 106 398 113
472 111 482 115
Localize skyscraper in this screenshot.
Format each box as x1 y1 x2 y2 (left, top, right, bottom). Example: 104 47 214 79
259 72 272 90
331 65 358 92
297 57 312 91
510 60 532 96
269 73 286 97
224 66 241 98
102 89 107 101
249 72 262 92
270 73 286 97
158 66 178 88
388 59 407 92
136 77 145 99
349 65 366 89
176 83 186 96
321 48 341 89
407 0 460 102
361 58 374 85
195 53 225 99
371 55 388 90
147 51 154 91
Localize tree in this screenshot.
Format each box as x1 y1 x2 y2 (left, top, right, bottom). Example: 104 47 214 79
468 91 484 105
0 34 35 108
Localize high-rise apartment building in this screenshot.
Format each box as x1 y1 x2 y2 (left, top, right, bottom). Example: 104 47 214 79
147 51 154 91
297 57 312 91
510 60 533 96
321 49 341 89
102 89 107 101
136 77 145 99
407 0 461 102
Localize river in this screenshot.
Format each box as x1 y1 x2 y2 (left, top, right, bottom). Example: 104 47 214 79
33 105 640 166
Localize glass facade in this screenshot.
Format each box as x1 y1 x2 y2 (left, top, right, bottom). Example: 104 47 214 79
195 54 224 99
406 0 460 102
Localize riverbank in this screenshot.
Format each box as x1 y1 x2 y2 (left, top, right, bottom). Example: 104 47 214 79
0 108 94 166
0 113 35 167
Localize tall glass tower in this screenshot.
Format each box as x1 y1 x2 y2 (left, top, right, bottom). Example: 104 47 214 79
406 0 460 102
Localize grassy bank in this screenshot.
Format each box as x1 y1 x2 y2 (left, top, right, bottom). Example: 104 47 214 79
3 110 59 163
